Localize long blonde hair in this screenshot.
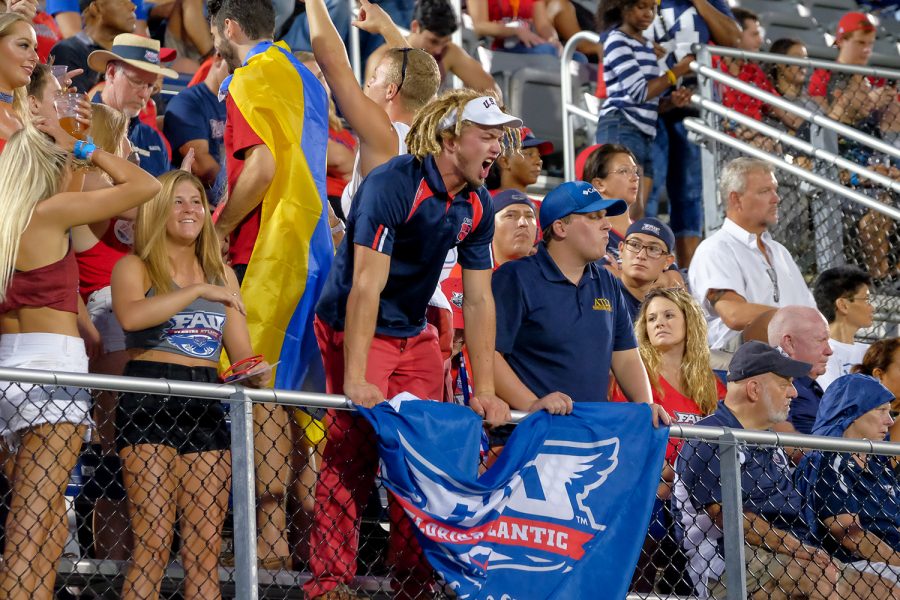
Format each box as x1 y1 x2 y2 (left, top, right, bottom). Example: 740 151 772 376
90 104 128 154
405 88 520 160
133 170 226 294
0 125 69 301
635 287 718 415
0 13 32 119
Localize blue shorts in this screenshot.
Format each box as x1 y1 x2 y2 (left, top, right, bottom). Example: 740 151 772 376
646 114 703 238
595 111 654 181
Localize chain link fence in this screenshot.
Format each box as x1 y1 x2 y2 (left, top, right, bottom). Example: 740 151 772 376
689 46 900 341
1 368 900 599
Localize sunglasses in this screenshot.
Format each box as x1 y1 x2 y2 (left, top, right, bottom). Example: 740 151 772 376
396 48 413 93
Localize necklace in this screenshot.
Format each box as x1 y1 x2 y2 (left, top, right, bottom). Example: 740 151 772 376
0 91 13 105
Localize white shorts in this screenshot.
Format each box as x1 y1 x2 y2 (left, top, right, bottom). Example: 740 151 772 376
0 333 93 447
86 286 126 354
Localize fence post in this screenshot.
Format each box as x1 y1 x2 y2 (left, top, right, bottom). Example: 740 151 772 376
230 389 259 600
695 44 722 235
718 431 747 600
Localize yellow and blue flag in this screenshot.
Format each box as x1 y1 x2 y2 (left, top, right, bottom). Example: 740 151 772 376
222 41 332 399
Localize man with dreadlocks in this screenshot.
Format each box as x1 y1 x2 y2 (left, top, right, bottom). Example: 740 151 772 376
308 89 519 600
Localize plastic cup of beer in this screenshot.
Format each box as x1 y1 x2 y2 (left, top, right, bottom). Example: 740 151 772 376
54 92 88 140
50 65 68 88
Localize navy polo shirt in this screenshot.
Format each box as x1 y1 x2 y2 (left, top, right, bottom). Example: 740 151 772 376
492 243 637 404
615 278 643 321
788 376 823 435
676 401 808 542
128 117 170 177
316 154 495 337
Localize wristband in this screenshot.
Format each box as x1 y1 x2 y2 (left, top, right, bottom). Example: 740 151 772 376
73 140 97 162
666 69 678 86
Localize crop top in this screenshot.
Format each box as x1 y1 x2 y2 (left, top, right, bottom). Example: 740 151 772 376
125 286 227 362
0 247 79 314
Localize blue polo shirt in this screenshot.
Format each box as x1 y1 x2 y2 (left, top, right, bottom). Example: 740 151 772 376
316 154 495 337
127 117 170 177
676 402 808 542
802 451 900 563
492 243 636 404
788 376 823 435
615 278 643 321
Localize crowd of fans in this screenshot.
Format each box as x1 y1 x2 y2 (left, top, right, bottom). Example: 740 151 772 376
0 0 898 597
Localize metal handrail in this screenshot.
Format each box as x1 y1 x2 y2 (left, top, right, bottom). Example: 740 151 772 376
561 30 601 182
691 61 900 161
2 366 899 455
695 45 900 80
683 116 900 221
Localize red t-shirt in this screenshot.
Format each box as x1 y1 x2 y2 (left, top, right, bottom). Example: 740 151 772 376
715 57 777 120
808 67 889 98
224 95 265 266
326 127 357 199
32 12 62 64
75 219 132 301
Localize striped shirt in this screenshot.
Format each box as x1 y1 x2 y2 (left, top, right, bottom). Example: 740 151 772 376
599 29 662 137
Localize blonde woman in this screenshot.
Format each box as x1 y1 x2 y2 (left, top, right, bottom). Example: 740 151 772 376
0 13 35 151
111 170 271 600
0 121 159 599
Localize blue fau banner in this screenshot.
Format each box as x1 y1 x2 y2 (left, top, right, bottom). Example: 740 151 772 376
357 397 669 600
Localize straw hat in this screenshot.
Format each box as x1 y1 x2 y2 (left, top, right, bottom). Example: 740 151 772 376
88 33 178 79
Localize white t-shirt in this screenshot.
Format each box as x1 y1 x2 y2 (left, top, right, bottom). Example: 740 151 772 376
339 121 411 219
688 218 816 350
818 339 870 391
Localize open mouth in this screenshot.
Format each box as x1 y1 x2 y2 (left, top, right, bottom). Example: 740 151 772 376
480 159 494 179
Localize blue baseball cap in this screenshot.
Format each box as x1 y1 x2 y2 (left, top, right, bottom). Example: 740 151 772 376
626 217 676 253
538 181 628 231
493 189 536 215
727 341 811 382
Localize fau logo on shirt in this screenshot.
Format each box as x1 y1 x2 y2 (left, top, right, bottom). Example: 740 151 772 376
163 311 224 358
358 396 668 600
457 217 473 243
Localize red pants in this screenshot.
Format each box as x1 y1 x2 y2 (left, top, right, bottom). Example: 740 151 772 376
305 318 443 599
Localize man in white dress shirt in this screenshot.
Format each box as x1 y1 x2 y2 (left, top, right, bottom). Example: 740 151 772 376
688 157 815 350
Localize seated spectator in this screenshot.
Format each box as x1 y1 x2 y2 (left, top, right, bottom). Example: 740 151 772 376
544 0 601 59
487 127 552 202
797 374 900 593
615 217 677 319
111 170 271 600
163 51 228 203
87 33 176 176
852 338 900 443
0 119 158 600
154 0 213 72
767 38 818 121
46 0 145 40
673 341 841 599
492 180 668 425
809 12 879 107
595 0 693 210
618 287 723 594
467 0 561 57
31 5 61 62
688 157 815 351
0 14 33 150
580 143 640 256
365 0 500 96
813 266 873 390
767 306 833 437
491 189 538 266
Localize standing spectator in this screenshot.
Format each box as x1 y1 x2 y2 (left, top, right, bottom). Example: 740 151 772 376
0 14 34 151
767 305 833 436
797 374 900 595
111 170 271 600
468 0 561 57
596 0 693 215
163 52 228 203
492 180 669 424
365 0 500 95
852 339 900 442
0 122 158 600
645 0 740 266
688 158 815 350
615 217 677 320
809 12 878 102
210 0 331 570
813 266 873 390
673 341 841 599
308 91 514 599
87 33 176 176
49 0 137 94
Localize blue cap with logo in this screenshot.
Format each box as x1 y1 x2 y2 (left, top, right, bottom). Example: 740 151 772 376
538 181 628 231
726 341 812 382
493 189 536 215
626 217 676 253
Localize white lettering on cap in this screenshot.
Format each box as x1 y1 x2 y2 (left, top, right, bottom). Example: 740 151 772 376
642 224 661 235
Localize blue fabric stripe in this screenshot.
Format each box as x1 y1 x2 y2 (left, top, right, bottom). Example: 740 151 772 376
600 29 661 137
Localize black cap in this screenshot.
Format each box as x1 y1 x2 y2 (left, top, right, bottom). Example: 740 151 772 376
727 341 812 382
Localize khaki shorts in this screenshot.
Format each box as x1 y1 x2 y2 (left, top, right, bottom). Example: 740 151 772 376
709 545 791 599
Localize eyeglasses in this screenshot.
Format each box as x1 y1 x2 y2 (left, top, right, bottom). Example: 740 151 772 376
847 295 873 305
396 48 412 93
610 167 641 178
120 69 156 92
766 266 780 303
623 238 668 259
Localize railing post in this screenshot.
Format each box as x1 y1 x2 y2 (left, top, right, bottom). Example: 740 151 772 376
718 431 747 600
449 0 463 89
230 389 259 600
695 44 722 235
561 37 576 182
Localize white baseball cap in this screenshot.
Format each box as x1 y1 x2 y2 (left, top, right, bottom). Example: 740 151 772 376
439 96 523 131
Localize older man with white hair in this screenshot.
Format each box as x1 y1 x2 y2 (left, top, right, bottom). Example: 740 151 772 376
688 157 815 350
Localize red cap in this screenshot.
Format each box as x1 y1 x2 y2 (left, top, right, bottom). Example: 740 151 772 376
440 276 465 329
159 47 177 63
575 143 603 181
834 12 875 44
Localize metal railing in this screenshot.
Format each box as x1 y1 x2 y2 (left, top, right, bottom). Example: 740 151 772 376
561 30 601 182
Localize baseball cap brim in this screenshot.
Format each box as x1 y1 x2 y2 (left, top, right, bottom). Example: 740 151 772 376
523 137 554 156
576 197 628 218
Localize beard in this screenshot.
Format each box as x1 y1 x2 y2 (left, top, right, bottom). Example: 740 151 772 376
216 39 241 73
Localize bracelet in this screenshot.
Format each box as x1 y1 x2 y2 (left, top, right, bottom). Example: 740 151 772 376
666 69 678 86
73 140 97 162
